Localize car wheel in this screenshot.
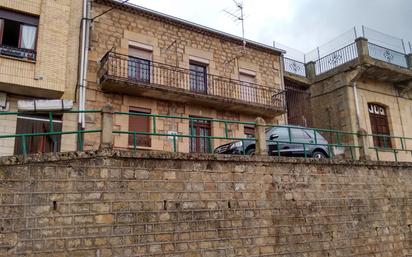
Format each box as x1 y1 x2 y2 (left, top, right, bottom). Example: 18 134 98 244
246 148 256 155
312 151 327 159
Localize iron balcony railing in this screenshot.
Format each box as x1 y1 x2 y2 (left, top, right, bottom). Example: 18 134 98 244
368 42 408 68
315 42 358 75
0 44 36 61
99 52 286 110
283 57 306 77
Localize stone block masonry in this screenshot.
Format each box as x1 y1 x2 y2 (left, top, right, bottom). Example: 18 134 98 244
0 150 412 256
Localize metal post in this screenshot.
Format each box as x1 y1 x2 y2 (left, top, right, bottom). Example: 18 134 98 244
402 39 406 54
22 135 27 156
255 117 268 156
100 104 114 149
407 53 412 70
362 25 365 38
353 26 357 39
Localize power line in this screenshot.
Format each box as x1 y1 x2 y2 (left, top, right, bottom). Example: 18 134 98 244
91 0 130 22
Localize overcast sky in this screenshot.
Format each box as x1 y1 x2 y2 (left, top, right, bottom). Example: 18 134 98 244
129 0 412 58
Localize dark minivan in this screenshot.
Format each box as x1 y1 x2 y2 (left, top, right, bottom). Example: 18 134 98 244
214 126 330 158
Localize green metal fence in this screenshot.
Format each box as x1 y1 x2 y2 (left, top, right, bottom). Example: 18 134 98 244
1 109 412 162
368 134 412 162
0 110 101 156
113 111 256 153
112 111 412 162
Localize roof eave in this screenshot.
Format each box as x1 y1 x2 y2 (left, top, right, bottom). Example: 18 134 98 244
94 0 286 55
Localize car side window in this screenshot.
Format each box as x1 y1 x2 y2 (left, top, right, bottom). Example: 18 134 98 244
304 129 315 139
291 128 310 142
304 129 327 142
270 127 289 141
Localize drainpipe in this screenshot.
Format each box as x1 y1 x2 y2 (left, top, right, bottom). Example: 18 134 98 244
352 82 361 130
78 0 90 148
279 53 288 124
82 1 91 128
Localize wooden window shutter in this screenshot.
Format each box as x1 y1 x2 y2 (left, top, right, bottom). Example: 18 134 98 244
128 107 151 147
128 46 152 60
244 125 255 138
368 103 391 148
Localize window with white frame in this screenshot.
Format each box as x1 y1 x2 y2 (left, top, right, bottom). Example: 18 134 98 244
0 9 38 61
239 70 257 103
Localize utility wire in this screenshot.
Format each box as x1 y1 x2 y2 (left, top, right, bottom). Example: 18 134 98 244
91 0 130 22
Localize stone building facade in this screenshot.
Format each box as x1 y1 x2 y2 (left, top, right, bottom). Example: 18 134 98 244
0 0 82 155
85 0 286 153
284 37 412 161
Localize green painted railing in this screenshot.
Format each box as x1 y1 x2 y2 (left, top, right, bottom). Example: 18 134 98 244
1 109 412 162
0 110 101 155
113 111 412 162
114 111 256 153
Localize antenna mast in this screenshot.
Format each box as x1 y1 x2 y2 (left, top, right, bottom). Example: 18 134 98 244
224 0 246 51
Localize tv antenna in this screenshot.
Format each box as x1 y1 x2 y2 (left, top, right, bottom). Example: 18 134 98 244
223 0 246 51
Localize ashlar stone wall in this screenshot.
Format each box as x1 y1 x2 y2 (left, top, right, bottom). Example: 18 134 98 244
0 150 412 256
84 1 285 151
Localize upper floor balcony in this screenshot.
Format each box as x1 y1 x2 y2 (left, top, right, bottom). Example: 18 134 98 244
98 52 286 117
282 26 412 85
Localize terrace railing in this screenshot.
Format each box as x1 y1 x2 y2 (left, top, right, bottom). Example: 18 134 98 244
315 42 358 75
281 26 411 79
283 57 306 77
368 42 409 68
99 52 286 110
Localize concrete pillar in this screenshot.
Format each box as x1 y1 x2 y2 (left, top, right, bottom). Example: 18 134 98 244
255 117 268 156
407 54 412 70
355 37 369 61
305 61 316 80
357 128 371 160
100 104 114 150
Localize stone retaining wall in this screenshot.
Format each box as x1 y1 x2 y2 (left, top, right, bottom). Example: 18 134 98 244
0 150 411 256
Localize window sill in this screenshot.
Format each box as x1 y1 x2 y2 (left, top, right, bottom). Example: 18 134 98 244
128 145 152 150
370 147 397 153
0 54 36 63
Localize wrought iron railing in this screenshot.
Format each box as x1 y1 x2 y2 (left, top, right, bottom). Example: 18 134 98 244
315 43 358 75
283 57 306 77
99 52 286 110
0 45 36 61
368 43 408 68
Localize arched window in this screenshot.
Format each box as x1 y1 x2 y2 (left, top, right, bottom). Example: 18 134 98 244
368 103 391 148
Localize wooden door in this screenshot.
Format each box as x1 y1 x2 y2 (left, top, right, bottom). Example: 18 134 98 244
368 103 391 148
190 118 211 153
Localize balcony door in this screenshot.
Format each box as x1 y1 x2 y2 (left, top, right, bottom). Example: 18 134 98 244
128 46 152 83
189 62 207 94
128 107 151 148
190 117 211 153
239 72 257 103
14 114 62 155
368 103 392 148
